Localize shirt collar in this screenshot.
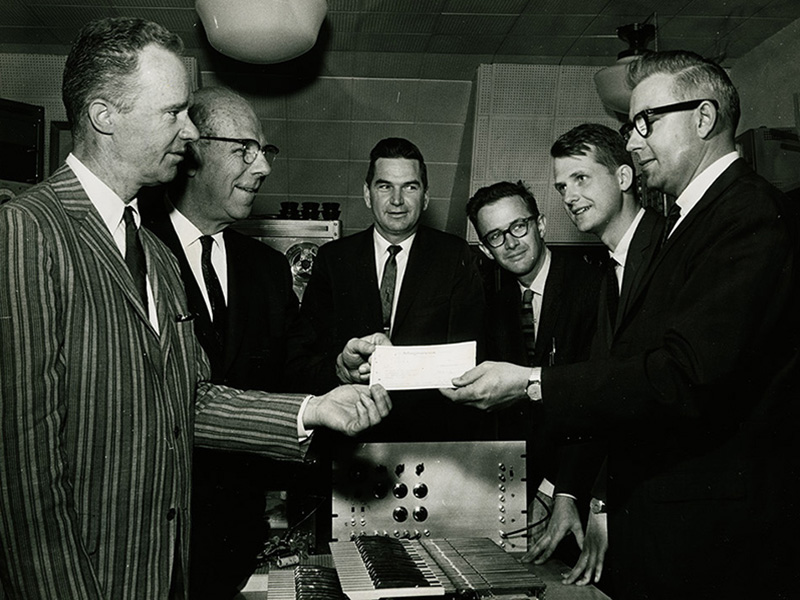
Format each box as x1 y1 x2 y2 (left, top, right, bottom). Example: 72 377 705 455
168 202 223 251
610 207 645 269
520 246 552 296
66 152 136 231
373 228 416 256
674 151 739 220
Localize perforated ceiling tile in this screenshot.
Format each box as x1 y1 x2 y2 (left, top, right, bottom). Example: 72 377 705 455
486 117 555 181
0 53 66 98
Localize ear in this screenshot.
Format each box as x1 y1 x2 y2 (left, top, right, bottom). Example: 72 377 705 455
536 214 547 240
697 100 719 139
616 164 634 193
185 143 201 176
422 189 430 211
87 99 114 135
363 182 372 209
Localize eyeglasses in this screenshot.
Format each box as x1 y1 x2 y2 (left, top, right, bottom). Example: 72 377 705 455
481 216 537 248
198 136 280 165
619 99 719 141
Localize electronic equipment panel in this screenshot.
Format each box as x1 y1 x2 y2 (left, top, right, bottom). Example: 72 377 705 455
331 442 527 553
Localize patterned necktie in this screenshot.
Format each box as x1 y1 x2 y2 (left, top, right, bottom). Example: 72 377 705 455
380 245 402 335
200 235 226 337
605 256 620 328
521 288 536 366
660 202 682 249
123 206 148 312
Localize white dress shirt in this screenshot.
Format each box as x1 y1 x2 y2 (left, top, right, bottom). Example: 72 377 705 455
66 153 159 331
168 205 227 321
373 229 415 333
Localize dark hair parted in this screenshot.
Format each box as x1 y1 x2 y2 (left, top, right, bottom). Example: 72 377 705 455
365 138 428 190
466 180 540 231
63 17 184 141
551 123 633 173
626 50 740 135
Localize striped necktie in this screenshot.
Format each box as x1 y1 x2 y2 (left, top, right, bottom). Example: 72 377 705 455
521 288 536 365
200 235 226 339
380 245 402 335
123 206 148 312
660 202 682 249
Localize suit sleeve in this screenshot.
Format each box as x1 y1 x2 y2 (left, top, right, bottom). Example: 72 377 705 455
447 243 487 355
543 186 796 433
0 205 105 598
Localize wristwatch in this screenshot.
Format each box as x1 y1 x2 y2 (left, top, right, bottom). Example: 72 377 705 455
525 370 542 403
590 498 607 514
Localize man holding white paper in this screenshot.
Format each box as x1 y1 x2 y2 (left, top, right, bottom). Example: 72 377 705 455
291 137 486 441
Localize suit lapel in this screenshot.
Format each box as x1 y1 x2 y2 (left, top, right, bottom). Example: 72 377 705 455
222 230 248 374
616 209 661 332
56 165 156 335
625 159 749 317
536 252 563 361
391 226 428 336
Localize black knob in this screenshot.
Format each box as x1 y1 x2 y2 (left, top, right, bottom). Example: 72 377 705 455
413 483 428 499
415 463 425 476
393 506 408 522
393 483 408 498
373 481 388 499
413 506 428 522
395 463 405 476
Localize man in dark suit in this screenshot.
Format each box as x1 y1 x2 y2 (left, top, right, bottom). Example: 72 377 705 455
445 51 800 600
550 122 663 589
0 19 390 600
465 180 602 568
292 137 486 442
142 86 303 599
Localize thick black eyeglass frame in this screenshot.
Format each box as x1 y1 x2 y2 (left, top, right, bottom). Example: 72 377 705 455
619 99 719 141
481 215 538 248
199 136 280 165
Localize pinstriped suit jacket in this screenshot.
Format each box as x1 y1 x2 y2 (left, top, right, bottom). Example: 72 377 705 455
0 165 307 599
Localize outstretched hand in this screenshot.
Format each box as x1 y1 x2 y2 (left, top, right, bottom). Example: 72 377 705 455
303 384 392 436
561 509 608 586
439 361 530 412
522 495 584 565
336 332 393 384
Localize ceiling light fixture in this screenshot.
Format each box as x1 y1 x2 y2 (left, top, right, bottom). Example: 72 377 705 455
195 0 328 64
594 17 656 115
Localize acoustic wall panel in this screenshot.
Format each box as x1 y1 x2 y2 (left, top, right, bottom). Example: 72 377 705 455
470 63 618 245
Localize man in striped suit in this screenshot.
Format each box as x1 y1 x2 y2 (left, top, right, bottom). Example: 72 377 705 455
0 17 390 600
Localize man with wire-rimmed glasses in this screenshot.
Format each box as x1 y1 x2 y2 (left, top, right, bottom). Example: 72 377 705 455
143 85 307 600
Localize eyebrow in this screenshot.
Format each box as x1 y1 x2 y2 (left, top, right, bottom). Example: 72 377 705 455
374 178 421 186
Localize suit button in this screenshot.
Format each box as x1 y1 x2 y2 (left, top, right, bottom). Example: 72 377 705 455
173 426 181 438
167 508 176 521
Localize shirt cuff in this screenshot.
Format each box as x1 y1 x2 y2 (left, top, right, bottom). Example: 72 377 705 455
297 395 314 442
537 478 555 497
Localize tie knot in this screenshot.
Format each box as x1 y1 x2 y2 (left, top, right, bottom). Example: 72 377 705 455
522 288 534 304
388 245 401 258
123 205 138 229
200 235 215 252
667 202 681 219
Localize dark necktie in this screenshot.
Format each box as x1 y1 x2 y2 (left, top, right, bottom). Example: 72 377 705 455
521 288 536 366
123 206 148 312
200 235 226 337
660 202 682 249
605 256 620 329
380 245 402 335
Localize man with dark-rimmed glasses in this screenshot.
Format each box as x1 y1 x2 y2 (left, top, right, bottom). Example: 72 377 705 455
462 179 603 575
142 85 307 599
444 50 800 600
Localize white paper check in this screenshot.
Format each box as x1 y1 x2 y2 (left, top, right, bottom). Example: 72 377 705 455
368 341 476 390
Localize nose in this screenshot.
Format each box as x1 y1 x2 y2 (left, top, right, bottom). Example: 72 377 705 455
249 151 272 177
181 114 200 142
391 188 403 205
625 130 642 153
504 231 520 249
563 184 579 206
